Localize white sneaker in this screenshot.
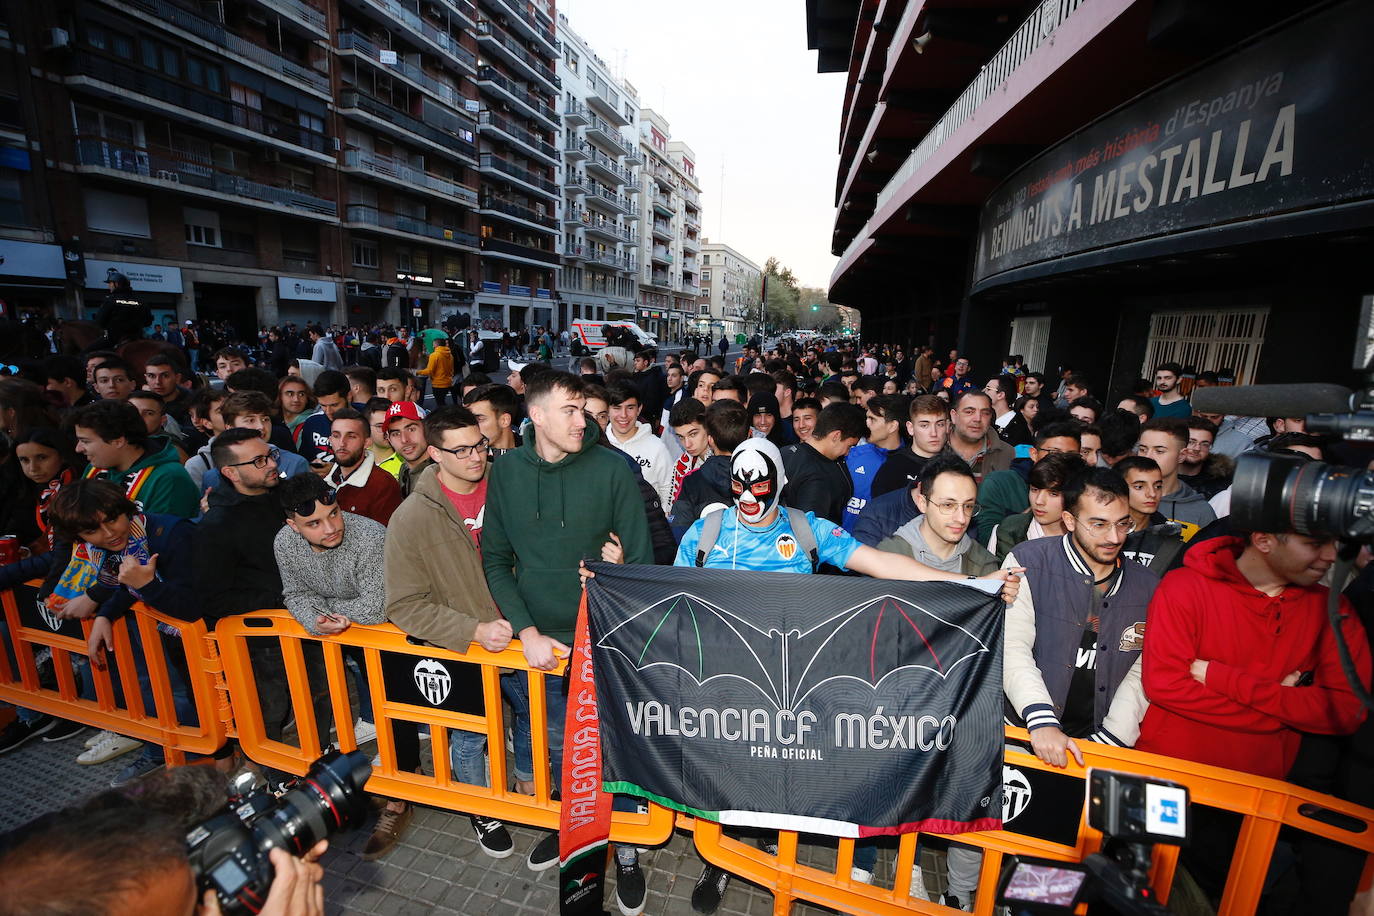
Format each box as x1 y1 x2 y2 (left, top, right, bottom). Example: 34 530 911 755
909 866 929 901
352 719 377 744
85 729 117 749
850 866 873 884
77 732 142 765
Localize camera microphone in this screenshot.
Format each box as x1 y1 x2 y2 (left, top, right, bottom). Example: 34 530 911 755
1189 383 1354 418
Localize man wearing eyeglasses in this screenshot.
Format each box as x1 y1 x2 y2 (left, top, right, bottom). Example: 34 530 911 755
384 405 520 860
875 456 999 577
1003 466 1154 768
194 427 286 620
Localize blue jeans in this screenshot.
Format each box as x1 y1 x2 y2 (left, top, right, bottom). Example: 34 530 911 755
128 623 198 765
504 671 636 816
444 671 536 786
343 647 372 724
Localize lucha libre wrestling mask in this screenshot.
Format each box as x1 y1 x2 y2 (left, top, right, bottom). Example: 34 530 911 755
730 439 786 525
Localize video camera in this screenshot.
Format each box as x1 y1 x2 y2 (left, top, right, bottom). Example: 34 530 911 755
186 749 372 915
997 770 1188 916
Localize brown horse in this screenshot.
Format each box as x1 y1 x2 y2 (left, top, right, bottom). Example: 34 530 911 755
57 319 188 378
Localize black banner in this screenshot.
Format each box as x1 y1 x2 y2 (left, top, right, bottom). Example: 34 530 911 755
973 1 1374 288
14 584 85 640
587 565 1004 836
378 651 485 716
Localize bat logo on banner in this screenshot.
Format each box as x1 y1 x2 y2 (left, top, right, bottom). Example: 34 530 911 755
413 658 452 706
595 591 989 710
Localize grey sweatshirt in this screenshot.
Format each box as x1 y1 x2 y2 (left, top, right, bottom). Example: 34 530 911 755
273 511 388 634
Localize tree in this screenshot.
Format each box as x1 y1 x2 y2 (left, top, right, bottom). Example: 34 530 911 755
760 257 802 332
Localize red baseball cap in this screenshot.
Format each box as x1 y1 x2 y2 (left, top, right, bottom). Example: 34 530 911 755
384 401 428 429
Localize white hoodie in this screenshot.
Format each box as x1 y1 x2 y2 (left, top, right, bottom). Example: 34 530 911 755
608 420 673 507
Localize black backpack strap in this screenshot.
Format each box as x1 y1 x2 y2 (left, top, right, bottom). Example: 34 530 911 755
694 508 726 567
784 507 820 573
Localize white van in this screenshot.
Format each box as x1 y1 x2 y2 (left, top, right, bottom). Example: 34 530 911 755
570 320 657 352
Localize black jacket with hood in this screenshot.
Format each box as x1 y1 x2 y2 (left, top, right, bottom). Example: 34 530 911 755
193 477 286 621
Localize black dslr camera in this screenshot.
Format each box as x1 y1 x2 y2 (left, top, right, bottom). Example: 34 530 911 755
997 770 1188 915
186 750 372 915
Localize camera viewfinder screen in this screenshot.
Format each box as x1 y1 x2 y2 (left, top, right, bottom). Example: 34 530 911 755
1145 783 1188 839
1003 863 1087 905
211 857 250 891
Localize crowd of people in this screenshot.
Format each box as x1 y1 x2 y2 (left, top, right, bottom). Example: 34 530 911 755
0 327 1369 916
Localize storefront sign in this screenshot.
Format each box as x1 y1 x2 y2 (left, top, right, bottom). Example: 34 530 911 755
0 240 67 280
973 1 1374 288
346 282 393 299
509 284 531 296
277 276 336 302
84 258 183 292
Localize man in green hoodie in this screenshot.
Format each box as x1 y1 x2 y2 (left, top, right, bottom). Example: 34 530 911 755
69 400 200 519
482 370 652 915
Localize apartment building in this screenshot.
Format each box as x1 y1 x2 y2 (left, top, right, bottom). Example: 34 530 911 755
473 0 560 333
808 0 1374 391
698 239 759 340
0 0 567 337
637 108 701 345
555 13 639 331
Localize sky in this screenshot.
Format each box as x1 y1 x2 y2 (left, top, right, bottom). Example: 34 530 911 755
555 0 846 290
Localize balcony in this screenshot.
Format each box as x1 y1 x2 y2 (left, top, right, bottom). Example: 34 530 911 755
683 211 701 230
481 235 559 265
584 148 632 186
479 195 557 232
650 220 671 242
356 0 477 73
105 0 329 94
650 246 672 266
565 169 590 194
583 218 632 245
562 242 588 261
75 135 337 219
478 110 557 164
652 195 674 218
337 31 474 114
563 101 589 126
475 19 557 89
584 73 627 125
620 257 638 274
648 269 671 288
250 0 328 38
681 185 700 206
584 112 627 150
489 0 558 56
343 149 478 207
583 183 630 215
345 204 478 249
476 67 557 128
339 89 476 163
478 152 558 197
67 51 332 161
563 139 589 161
682 234 700 253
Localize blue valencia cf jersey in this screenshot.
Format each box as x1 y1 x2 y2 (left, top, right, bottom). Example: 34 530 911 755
675 509 861 574
843 442 889 531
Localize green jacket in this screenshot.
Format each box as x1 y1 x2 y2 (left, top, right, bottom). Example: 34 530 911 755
976 468 1028 544
482 420 651 643
86 435 200 519
994 510 1035 563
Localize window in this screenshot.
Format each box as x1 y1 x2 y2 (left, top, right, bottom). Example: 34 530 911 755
186 56 223 93
352 239 378 268
701 287 711 299
184 207 220 247
85 189 150 236
698 304 710 314
701 254 709 265
564 48 579 73
1141 308 1269 385
0 171 23 225
702 269 711 281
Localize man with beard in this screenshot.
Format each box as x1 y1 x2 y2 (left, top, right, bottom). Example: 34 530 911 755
1149 362 1192 419
947 390 1013 484
325 408 402 524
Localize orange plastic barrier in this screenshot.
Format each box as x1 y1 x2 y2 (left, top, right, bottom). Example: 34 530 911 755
692 727 1374 915
213 609 674 848
0 581 227 764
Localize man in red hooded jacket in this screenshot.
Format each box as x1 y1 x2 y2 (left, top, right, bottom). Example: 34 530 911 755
1139 532 1369 776
1138 531 1370 905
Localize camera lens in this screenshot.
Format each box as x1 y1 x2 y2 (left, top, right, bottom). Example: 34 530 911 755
253 749 372 858
1233 452 1374 539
